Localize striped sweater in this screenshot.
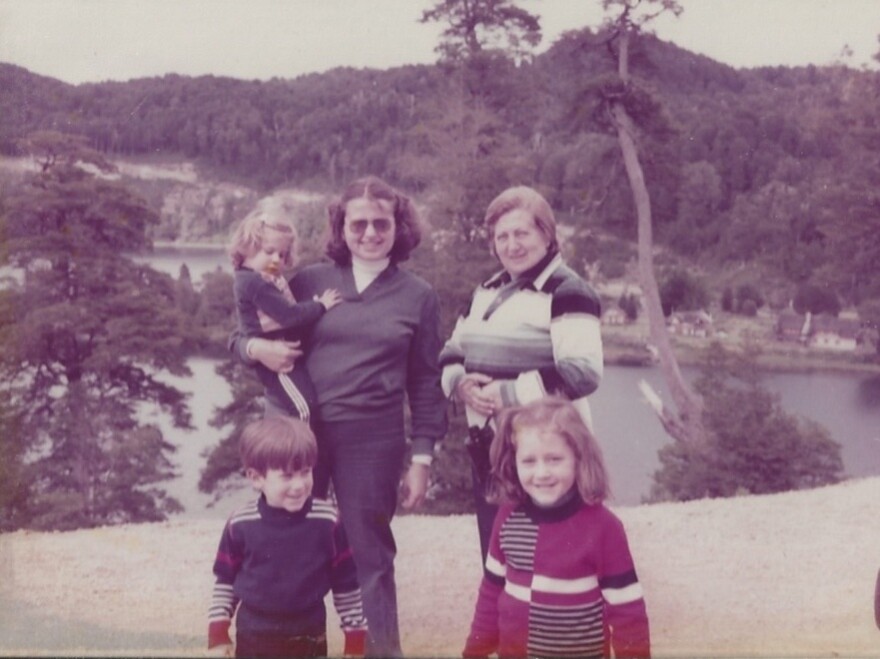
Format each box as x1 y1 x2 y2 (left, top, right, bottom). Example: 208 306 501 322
208 495 367 654
440 251 602 429
463 496 650 658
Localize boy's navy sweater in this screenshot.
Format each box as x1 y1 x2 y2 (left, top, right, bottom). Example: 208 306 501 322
208 495 367 654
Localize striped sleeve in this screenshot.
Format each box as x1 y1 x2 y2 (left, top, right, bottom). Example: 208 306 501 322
598 515 651 658
536 278 603 400
463 506 511 658
208 520 243 649
438 298 473 399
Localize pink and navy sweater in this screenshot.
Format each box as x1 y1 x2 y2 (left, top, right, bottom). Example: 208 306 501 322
208 495 367 654
463 496 650 658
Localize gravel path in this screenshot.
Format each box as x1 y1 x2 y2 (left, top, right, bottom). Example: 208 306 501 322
2 477 878 657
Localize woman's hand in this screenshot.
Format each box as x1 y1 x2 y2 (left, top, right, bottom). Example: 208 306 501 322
455 373 497 417
248 337 303 373
400 463 430 510
478 381 504 410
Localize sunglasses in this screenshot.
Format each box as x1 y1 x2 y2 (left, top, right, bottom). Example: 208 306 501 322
345 218 394 235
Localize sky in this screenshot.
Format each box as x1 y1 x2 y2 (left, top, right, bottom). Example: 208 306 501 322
0 0 878 85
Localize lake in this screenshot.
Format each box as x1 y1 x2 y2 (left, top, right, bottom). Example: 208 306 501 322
132 242 232 282
141 245 880 514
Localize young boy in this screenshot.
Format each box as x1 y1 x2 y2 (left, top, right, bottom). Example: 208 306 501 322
208 417 367 658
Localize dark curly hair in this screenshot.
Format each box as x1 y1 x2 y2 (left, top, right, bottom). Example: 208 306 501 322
325 176 422 265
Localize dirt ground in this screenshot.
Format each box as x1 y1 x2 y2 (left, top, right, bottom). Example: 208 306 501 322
1 476 879 658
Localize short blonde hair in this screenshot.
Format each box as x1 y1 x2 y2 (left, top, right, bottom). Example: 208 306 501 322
239 417 317 475
488 397 610 505
484 186 558 258
227 211 297 270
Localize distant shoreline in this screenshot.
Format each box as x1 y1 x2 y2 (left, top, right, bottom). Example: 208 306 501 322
151 240 226 250
603 332 880 376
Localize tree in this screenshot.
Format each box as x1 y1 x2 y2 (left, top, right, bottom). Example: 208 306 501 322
792 283 841 317
721 287 734 312
590 0 706 446
618 292 640 321
649 343 843 502
735 283 764 312
198 360 264 496
420 0 541 63
659 268 711 316
394 90 530 244
0 131 194 530
665 160 722 253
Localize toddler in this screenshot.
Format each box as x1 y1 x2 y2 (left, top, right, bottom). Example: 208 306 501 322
228 213 341 421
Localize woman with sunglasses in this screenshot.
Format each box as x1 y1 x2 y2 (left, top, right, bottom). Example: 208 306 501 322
236 176 447 658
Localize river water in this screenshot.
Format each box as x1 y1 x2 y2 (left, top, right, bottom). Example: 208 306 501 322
140 246 880 514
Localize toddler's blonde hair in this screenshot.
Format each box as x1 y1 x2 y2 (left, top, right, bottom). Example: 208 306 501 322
228 210 297 270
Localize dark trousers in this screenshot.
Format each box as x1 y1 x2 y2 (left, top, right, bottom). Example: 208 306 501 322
314 417 406 659
471 458 499 565
235 631 327 658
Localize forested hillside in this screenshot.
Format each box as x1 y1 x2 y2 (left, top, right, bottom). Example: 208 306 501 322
2 28 878 321
1 21 879 531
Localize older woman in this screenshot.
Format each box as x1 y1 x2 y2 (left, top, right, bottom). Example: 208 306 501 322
439 185 603 562
238 176 447 658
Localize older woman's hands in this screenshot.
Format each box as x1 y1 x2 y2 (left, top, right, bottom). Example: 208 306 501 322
455 373 501 417
248 337 303 373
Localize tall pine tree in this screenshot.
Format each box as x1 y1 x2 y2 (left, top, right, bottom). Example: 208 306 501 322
0 131 194 530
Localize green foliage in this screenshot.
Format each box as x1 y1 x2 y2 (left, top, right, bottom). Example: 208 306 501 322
721 287 734 312
418 414 475 515
198 360 265 494
420 0 542 63
648 343 844 502
2 36 877 310
736 283 764 311
659 267 711 316
618 292 640 321
739 298 758 317
0 132 194 530
0 389 27 531
192 268 237 354
793 283 841 316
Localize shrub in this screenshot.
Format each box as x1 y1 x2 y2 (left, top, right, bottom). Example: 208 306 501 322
659 268 711 316
618 292 640 321
736 283 764 311
721 286 734 312
648 343 843 502
740 299 758 316
793 283 840 316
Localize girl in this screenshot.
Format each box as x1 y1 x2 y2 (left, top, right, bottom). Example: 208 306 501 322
463 397 650 659
228 212 341 422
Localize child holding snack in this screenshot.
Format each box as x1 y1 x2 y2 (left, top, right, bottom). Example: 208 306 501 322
463 397 650 659
228 213 341 421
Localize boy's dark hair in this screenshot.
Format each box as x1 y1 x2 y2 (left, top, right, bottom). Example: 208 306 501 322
239 417 317 475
